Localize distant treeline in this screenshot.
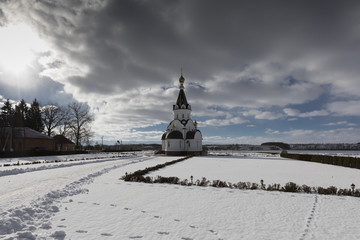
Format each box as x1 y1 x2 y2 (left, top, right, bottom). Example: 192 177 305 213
0 98 93 149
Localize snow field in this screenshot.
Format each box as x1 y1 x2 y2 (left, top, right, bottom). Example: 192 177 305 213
1 152 360 239
148 155 360 189
39 164 360 240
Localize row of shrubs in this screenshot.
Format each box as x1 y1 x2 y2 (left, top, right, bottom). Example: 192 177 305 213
125 174 360 197
280 152 360 169
121 156 192 182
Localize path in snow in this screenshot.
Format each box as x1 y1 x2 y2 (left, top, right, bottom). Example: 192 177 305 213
0 154 178 239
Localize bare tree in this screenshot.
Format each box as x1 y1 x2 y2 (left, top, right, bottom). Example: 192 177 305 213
42 104 68 136
67 102 94 149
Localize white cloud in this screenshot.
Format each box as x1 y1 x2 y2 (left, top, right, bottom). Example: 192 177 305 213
265 129 280 135
283 108 329 118
323 121 357 126
243 109 283 120
265 128 360 144
288 118 298 121
327 101 360 116
200 117 248 127
204 127 360 145
283 108 300 117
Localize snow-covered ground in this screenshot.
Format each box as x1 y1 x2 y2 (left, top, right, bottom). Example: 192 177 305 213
1 151 360 239
148 154 360 189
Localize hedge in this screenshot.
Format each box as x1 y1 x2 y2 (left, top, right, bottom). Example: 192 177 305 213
280 152 360 169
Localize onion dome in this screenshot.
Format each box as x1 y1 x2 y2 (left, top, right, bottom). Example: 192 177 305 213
179 74 185 84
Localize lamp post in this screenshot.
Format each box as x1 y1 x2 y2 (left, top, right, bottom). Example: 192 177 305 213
351 183 355 193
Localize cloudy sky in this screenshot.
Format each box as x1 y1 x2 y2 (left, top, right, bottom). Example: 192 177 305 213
1 0 360 145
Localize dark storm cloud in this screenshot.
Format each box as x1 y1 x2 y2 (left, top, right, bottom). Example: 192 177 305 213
3 0 359 95
2 0 360 143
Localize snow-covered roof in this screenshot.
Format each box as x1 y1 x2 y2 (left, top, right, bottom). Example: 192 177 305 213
2 127 53 139
54 135 75 145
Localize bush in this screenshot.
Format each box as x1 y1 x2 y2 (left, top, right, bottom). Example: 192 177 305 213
337 188 352 196
195 177 210 187
317 186 337 195
234 182 248 190
154 176 180 184
282 182 299 192
212 180 228 188
250 183 259 190
180 179 188 186
301 184 313 193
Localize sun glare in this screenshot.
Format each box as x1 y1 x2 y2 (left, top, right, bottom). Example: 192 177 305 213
0 23 49 74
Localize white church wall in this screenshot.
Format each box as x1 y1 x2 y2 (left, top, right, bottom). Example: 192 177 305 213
173 109 191 120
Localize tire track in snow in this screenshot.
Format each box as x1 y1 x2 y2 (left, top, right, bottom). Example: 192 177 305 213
0 156 152 239
300 194 320 240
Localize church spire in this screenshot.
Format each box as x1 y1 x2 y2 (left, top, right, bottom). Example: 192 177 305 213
179 70 185 90
176 73 188 108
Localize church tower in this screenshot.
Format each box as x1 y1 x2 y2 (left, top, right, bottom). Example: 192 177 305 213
161 74 203 155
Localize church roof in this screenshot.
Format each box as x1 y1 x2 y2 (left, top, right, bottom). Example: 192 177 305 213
165 130 183 139
161 132 167 140
176 89 188 108
186 130 201 139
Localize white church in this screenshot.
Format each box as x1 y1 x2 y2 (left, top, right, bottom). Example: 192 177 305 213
161 74 203 155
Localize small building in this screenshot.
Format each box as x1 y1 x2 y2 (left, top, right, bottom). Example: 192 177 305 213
161 74 203 155
1 127 55 152
54 135 76 151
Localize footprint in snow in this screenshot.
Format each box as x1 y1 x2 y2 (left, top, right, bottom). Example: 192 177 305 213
154 216 160 218
57 225 66 228
41 224 52 230
158 232 170 235
141 210 146 213
181 238 193 240
124 207 131 210
129 236 143 239
174 219 180 222
101 233 113 236
110 204 117 207
189 225 197 229
93 203 100 205
76 230 88 233
209 229 218 235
